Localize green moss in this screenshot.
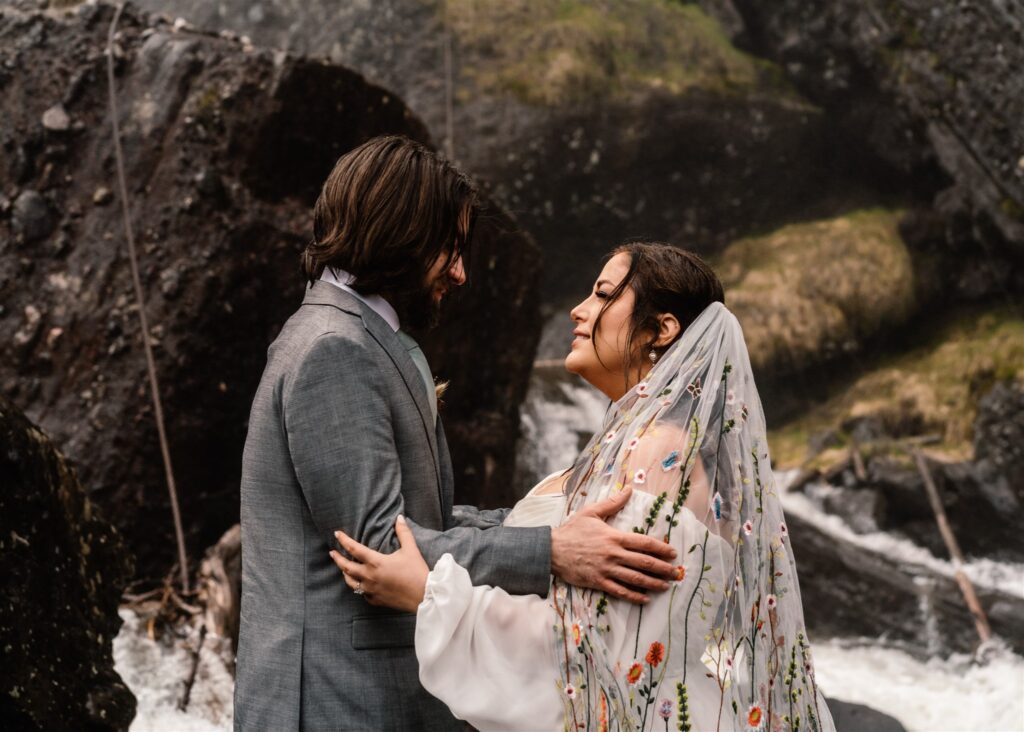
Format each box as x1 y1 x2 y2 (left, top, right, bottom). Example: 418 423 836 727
999 196 1024 222
192 84 222 122
716 209 915 376
445 0 796 106
770 307 1024 467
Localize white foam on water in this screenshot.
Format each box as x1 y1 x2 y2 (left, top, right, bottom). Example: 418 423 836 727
814 638 1024 732
113 609 234 732
777 474 1024 599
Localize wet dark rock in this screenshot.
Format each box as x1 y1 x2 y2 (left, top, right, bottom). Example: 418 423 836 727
0 396 136 731
728 0 1024 258
790 509 1024 656
973 379 1024 511
11 189 54 242
818 484 887 535
0 2 540 576
827 698 907 732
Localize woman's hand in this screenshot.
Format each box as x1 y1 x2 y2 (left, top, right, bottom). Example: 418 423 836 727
330 515 430 613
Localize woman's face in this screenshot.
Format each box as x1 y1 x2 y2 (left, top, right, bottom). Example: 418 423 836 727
565 252 638 400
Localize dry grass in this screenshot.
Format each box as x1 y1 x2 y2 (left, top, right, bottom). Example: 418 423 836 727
769 306 1024 467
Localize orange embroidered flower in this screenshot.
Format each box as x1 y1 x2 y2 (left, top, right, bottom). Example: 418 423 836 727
747 704 764 728
571 623 581 646
626 662 644 686
645 641 665 667
673 565 686 582
599 692 608 732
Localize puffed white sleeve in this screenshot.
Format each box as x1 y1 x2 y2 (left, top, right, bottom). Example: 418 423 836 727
416 554 562 732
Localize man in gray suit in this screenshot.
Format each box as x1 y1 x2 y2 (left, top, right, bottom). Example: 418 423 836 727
235 136 678 730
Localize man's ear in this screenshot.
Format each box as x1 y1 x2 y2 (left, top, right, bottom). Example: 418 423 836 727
653 313 681 347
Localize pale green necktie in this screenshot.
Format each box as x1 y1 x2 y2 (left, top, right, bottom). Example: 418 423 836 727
396 330 438 425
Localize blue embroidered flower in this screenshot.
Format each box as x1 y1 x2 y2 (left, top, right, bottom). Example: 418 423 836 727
660 450 680 472
712 491 723 520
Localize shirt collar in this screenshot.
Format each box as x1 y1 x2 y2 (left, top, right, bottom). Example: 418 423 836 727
320 267 401 332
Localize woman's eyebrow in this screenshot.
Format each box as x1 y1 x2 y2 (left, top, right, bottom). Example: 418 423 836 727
595 279 614 288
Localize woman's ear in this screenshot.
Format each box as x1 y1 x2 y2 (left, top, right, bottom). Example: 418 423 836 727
654 313 681 347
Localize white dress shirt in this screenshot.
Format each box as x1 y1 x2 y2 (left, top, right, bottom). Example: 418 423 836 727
320 267 400 332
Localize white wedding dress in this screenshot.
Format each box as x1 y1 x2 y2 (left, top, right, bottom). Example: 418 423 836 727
416 470 733 732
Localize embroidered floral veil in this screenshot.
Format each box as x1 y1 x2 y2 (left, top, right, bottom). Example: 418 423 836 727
552 302 835 732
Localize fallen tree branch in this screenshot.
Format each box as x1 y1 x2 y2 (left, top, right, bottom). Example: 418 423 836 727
912 448 993 646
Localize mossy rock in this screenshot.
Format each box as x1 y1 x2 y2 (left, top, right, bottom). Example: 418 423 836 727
770 307 1024 467
446 0 796 106
719 209 916 378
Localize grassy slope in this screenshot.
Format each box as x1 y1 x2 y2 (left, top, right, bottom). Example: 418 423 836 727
445 0 797 105
769 306 1024 467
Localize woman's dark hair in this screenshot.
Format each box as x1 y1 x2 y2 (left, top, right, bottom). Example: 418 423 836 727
593 240 725 375
302 135 478 328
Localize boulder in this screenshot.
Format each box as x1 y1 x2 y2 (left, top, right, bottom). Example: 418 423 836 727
827 699 906 732
0 1 541 577
719 209 918 379
0 396 135 730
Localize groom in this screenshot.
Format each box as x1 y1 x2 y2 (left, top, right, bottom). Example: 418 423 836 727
234 135 678 731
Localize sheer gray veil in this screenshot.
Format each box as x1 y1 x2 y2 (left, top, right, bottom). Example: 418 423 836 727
552 302 835 732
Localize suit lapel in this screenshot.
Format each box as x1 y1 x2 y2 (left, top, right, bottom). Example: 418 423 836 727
301 282 442 489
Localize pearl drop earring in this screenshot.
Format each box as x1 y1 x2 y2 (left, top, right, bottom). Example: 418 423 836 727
649 349 658 364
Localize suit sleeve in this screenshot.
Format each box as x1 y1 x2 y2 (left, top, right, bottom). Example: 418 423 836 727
283 332 551 597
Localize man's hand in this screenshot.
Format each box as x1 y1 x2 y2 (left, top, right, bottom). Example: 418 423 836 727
551 487 677 604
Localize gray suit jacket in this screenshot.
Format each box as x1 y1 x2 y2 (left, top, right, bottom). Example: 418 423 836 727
234 282 552 731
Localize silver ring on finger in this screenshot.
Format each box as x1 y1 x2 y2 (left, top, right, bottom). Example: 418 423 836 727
353 581 365 596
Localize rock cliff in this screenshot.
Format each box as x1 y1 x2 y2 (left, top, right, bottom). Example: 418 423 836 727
0 0 540 577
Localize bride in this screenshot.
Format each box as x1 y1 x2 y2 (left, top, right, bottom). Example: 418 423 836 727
331 242 836 732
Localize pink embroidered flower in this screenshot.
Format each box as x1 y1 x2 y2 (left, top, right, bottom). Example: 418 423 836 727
687 377 702 398
633 468 647 485
565 683 577 700
743 520 754 535
766 594 777 610
725 389 736 405
747 704 764 729
779 522 789 539
625 662 645 686
636 382 650 397
604 430 616 443
725 655 734 670
626 437 640 451
658 699 673 720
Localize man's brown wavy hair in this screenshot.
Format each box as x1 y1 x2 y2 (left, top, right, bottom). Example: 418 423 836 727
302 135 478 329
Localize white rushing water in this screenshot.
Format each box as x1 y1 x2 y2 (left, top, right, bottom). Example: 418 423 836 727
113 610 234 731
112 605 1024 732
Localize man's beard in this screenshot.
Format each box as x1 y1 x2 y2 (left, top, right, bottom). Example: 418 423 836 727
395 286 444 332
